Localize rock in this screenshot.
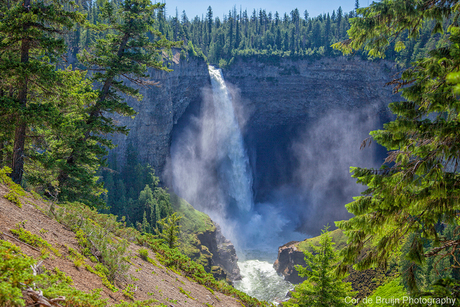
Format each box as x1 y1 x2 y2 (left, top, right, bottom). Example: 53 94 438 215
110 49 210 176
215 224 241 280
196 223 241 281
111 54 397 179
223 56 396 132
273 241 307 284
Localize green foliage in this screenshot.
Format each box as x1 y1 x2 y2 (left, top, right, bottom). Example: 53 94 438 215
333 0 460 296
144 238 271 306
4 191 22 208
122 284 136 300
157 212 182 249
179 287 196 300
298 228 347 252
360 278 407 307
285 226 355 307
0 0 85 184
54 202 130 284
10 226 60 257
67 247 86 269
56 0 178 205
1 167 26 207
139 248 149 261
102 151 174 234
0 240 35 306
0 239 110 307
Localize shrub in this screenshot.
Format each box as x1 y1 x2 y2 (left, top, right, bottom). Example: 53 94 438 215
139 248 149 261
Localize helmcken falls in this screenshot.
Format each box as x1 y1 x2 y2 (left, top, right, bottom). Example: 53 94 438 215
207 66 253 216
169 66 295 302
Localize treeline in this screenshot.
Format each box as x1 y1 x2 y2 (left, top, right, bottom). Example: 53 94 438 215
162 5 355 64
156 4 448 67
63 1 448 68
101 144 173 232
0 0 175 210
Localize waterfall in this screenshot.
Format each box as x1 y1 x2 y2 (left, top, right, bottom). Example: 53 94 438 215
169 65 301 303
207 66 253 214
169 65 305 249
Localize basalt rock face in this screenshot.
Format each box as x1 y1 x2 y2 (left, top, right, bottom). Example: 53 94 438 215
197 224 241 281
112 54 396 177
273 241 307 284
222 56 395 132
110 50 210 176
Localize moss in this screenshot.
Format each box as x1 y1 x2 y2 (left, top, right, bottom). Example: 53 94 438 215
171 194 215 234
359 277 407 307
298 228 348 252
171 195 218 272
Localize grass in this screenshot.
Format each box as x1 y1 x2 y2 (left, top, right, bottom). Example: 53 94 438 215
170 194 219 274
297 228 347 252
358 277 407 307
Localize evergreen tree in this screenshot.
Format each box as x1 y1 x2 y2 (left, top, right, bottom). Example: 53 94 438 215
333 0 460 291
285 227 355 307
206 6 213 46
157 212 181 249
0 0 84 184
57 0 175 204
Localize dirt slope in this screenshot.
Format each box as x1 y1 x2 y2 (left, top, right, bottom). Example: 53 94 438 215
0 184 244 306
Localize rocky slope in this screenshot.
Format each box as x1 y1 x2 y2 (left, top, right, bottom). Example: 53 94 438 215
0 182 260 306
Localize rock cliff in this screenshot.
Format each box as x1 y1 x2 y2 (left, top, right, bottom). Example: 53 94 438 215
111 50 210 176
273 240 307 284
197 224 241 281
223 56 395 132
172 194 241 281
112 53 396 177
274 229 395 300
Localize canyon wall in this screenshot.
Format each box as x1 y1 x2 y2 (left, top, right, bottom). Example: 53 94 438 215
112 52 397 177
110 50 210 175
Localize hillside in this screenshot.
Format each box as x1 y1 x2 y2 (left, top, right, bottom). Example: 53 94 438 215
0 180 267 306
274 229 396 300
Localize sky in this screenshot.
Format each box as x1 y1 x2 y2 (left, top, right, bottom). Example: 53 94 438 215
162 0 367 20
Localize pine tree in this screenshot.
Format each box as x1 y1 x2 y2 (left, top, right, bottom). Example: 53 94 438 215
156 212 181 249
285 227 355 307
333 0 460 290
57 0 176 204
0 0 85 184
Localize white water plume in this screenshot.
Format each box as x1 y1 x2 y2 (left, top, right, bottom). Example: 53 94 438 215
168 66 256 248
234 259 293 303
168 65 382 250
208 66 253 214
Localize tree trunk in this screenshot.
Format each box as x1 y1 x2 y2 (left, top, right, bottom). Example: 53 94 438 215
57 32 130 188
11 0 30 184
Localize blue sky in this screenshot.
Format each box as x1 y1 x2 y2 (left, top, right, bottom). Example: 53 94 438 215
162 0 368 20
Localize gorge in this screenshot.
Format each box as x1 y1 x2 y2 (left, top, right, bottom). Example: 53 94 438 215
110 51 398 300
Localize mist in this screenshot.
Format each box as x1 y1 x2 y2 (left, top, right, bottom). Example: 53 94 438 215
166 68 385 256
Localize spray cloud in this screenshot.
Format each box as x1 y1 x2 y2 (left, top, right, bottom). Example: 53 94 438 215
167 66 384 256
